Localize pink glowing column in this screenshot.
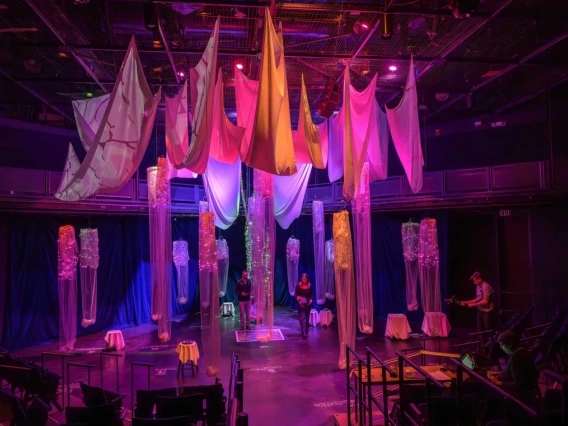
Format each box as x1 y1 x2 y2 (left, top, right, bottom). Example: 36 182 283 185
79 228 99 327
58 225 78 352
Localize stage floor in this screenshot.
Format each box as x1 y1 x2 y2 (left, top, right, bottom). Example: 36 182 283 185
12 307 465 426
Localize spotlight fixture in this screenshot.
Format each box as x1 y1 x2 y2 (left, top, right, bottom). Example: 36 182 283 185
144 0 158 31
353 21 369 35
388 65 397 72
380 13 392 39
57 50 70 59
85 92 93 98
435 92 449 102
152 31 162 49
232 8 246 19
236 62 244 70
23 58 41 74
177 71 185 78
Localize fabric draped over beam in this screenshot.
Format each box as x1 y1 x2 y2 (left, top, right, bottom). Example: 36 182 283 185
79 228 99 328
312 201 326 304
55 37 160 201
165 81 197 179
402 222 420 311
386 55 424 193
273 163 312 229
58 225 78 352
245 9 297 176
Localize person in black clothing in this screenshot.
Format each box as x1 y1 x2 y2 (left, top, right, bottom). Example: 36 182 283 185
235 270 252 330
295 273 313 339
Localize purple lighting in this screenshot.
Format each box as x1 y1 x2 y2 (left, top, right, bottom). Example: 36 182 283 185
389 65 397 72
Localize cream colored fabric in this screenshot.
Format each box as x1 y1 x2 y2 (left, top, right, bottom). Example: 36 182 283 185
294 74 326 169
245 9 296 176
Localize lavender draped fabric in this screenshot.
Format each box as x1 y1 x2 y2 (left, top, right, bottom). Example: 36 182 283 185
199 212 220 376
333 211 356 369
148 158 172 342
402 222 420 311
273 163 312 229
352 164 373 333
203 157 241 230
286 238 300 296
386 56 424 193
327 104 344 183
55 38 160 201
312 201 326 304
418 218 441 312
79 228 99 328
251 170 276 342
324 240 336 300
58 225 78 352
217 238 229 297
173 240 189 304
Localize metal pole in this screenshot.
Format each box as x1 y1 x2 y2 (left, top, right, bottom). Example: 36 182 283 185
347 348 351 423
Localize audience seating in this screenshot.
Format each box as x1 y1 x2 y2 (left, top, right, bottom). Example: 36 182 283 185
134 387 177 419
64 404 120 425
132 416 194 426
155 394 205 421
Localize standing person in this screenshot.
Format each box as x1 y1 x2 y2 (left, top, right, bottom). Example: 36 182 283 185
295 273 313 339
236 270 252 331
461 271 496 332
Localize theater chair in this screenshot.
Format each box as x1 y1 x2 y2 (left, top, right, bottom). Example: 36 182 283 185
134 388 177 419
79 381 126 422
63 404 121 426
179 383 225 425
0 388 50 426
155 394 205 422
132 417 194 426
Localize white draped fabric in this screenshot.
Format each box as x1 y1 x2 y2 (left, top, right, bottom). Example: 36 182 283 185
402 222 420 311
352 163 373 334
418 218 441 312
324 239 336 300
386 56 424 193
234 68 258 161
245 9 296 176
183 18 220 174
286 238 300 296
203 158 241 230
312 201 326 304
55 38 160 201
273 163 312 229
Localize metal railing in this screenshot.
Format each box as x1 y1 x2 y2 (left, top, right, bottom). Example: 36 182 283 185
346 345 370 426
365 347 397 426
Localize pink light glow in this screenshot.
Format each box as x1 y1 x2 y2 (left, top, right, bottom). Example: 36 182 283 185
361 23 369 29
178 71 185 77
236 63 244 70
389 65 397 72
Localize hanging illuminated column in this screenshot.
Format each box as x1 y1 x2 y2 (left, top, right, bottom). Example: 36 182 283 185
199 212 221 376
245 196 254 273
286 237 300 296
418 218 441 313
333 211 356 369
147 157 172 343
324 240 336 300
312 200 326 304
217 238 229 297
79 228 99 328
58 225 78 352
173 240 189 304
251 169 275 342
352 163 373 333
402 222 420 311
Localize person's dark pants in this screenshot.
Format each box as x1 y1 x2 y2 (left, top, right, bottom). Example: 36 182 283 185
298 304 310 336
477 310 496 332
239 301 251 329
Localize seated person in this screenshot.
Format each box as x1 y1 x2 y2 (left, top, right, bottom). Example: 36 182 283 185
487 331 539 404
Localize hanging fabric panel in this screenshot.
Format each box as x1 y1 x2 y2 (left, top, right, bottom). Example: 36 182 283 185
173 240 189 304
199 212 220 376
234 68 258 161
148 157 172 342
327 108 344 182
245 9 297 176
58 225 78 352
312 201 326 304
418 218 441 312
203 157 241 230
183 18 220 174
273 163 312 229
286 237 300 296
251 170 276 341
333 211 356 369
318 121 329 168
165 80 197 179
217 238 229 297
386 56 424 193
402 222 420 311
325 239 336 300
56 38 161 201
294 74 326 169
79 228 99 328
368 107 390 183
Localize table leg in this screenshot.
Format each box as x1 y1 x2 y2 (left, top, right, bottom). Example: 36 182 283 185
176 360 181 378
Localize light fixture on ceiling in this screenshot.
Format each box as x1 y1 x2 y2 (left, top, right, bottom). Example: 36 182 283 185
418 104 429 111
388 65 397 72
144 0 158 31
73 0 90 4
177 71 185 78
152 31 162 49
435 92 449 102
232 8 246 19
380 13 392 39
353 21 369 35
235 62 244 70
24 58 41 74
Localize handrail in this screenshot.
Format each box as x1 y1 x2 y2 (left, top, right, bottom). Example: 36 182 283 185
543 369 568 383
99 351 122 393
66 363 96 406
41 351 81 410
450 358 538 417
395 351 444 389
366 347 395 376
130 361 154 412
346 345 370 426
468 329 495 337
366 347 396 426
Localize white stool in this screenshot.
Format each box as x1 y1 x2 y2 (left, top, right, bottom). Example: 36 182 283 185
104 330 125 351
221 302 235 316
309 309 319 327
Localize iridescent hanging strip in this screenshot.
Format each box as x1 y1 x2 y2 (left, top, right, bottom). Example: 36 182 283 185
286 237 300 296
402 221 420 311
312 200 326 304
217 238 229 297
58 225 78 352
324 239 336 300
418 218 441 312
173 240 189 304
79 228 99 327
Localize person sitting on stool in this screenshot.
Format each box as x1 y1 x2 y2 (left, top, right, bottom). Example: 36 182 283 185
461 271 496 333
295 273 313 339
236 270 252 330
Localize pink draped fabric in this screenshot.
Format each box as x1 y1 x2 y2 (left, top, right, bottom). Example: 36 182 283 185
273 163 312 229
79 228 99 328
183 18 220 174
312 201 326 304
245 9 297 176
318 121 329 168
402 222 420 311
386 56 424 193
58 225 78 352
55 37 160 201
234 68 258 162
352 163 373 333
199 212 221 376
148 157 172 343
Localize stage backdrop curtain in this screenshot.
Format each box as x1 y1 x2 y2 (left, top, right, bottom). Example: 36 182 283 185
273 163 312 229
56 37 161 201
385 56 424 193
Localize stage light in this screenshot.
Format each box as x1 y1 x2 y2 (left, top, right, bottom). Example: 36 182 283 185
361 23 369 30
236 63 244 70
86 92 93 98
177 71 185 78
381 13 392 39
389 65 397 72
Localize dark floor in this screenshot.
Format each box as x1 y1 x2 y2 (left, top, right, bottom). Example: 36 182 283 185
12 307 471 426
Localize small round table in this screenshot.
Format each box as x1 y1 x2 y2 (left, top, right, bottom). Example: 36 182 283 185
319 310 333 327
104 330 125 351
176 341 200 378
309 309 320 327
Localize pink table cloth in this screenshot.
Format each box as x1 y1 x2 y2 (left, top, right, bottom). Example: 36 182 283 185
104 330 125 351
319 310 333 326
421 312 451 337
385 314 412 340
